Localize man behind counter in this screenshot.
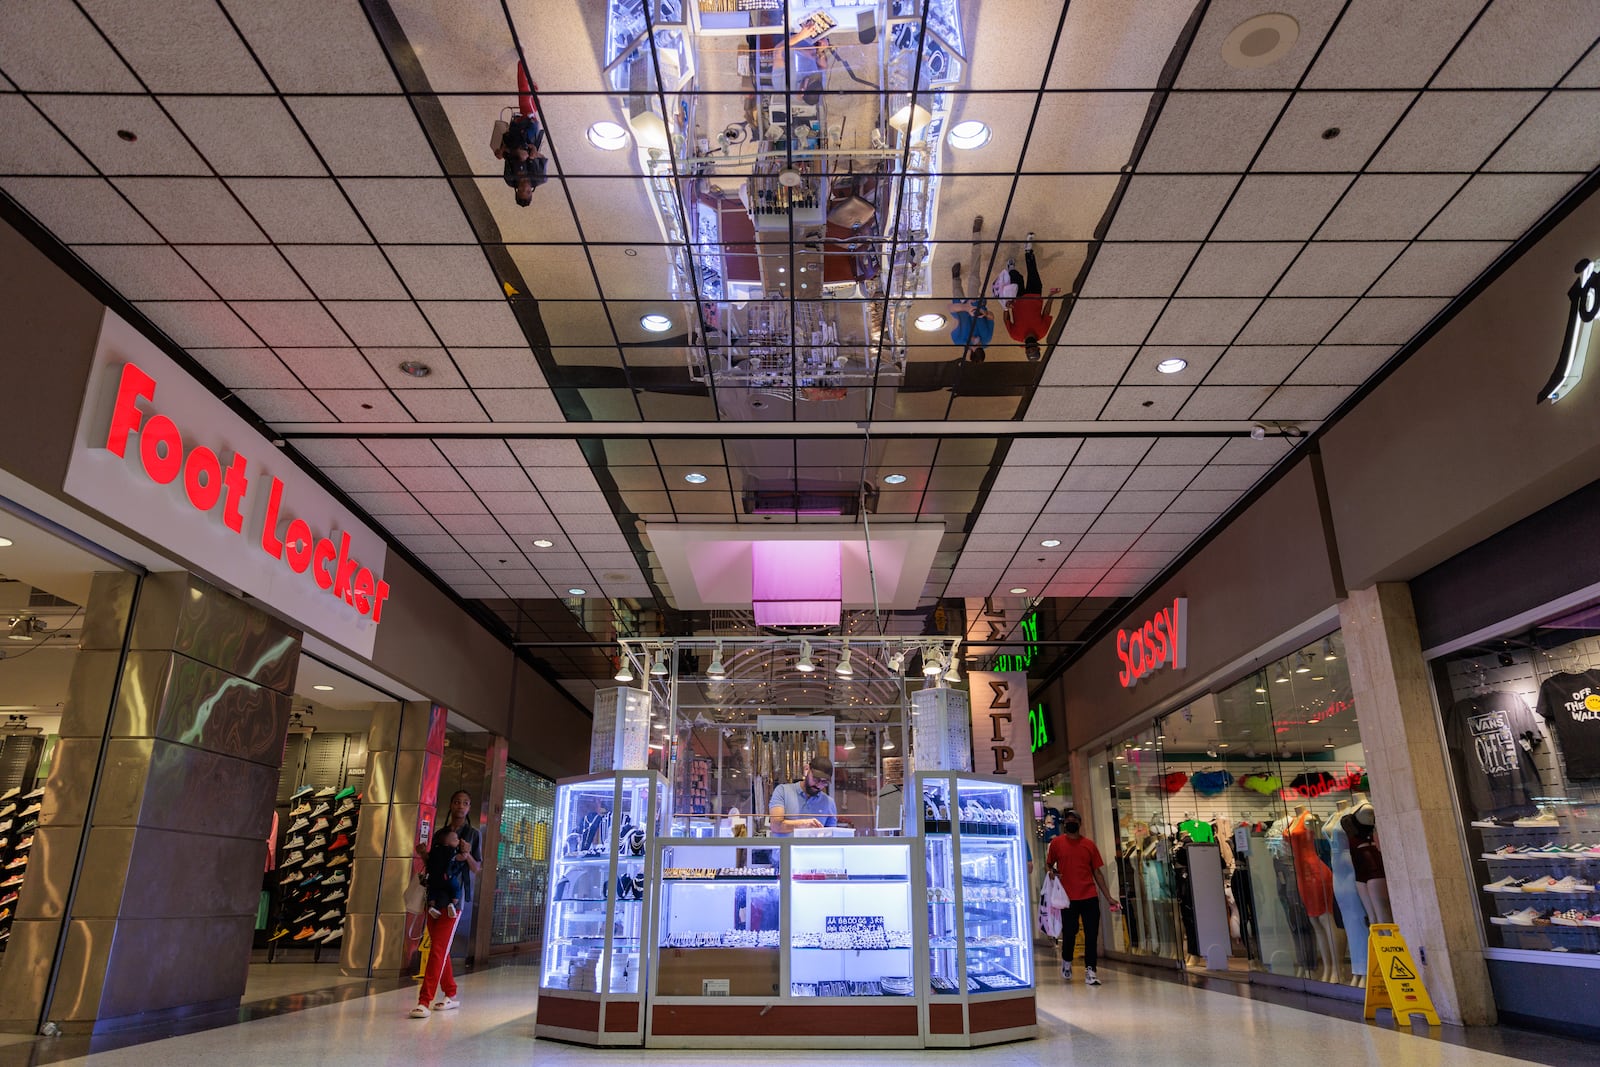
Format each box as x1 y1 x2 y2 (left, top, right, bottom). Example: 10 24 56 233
768 755 838 835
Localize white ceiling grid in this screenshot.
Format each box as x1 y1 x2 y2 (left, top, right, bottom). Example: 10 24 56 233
950 0 1600 600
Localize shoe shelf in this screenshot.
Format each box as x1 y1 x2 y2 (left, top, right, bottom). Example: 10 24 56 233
0 786 44 950
1473 812 1600 955
266 784 361 960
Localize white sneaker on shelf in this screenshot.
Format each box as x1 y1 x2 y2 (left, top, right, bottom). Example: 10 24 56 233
1513 809 1559 828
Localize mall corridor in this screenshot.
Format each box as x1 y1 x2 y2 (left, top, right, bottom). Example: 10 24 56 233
0 959 1586 1067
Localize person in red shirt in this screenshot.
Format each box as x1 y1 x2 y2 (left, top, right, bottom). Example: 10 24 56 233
1001 233 1061 361
1045 807 1116 985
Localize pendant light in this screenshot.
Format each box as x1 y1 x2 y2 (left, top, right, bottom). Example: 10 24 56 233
921 645 942 676
843 730 856 751
1323 638 1338 662
1273 664 1289 684
944 652 962 684
835 641 854 676
882 730 896 752
888 650 904 673
796 639 816 673
650 648 669 676
706 640 726 678
1294 652 1312 674
1253 673 1267 694
613 642 634 683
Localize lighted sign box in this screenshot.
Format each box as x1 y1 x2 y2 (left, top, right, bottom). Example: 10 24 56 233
1115 597 1187 689
64 311 391 658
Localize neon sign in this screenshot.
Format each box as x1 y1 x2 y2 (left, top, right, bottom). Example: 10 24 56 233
1028 702 1050 753
1116 597 1187 689
1539 257 1597 404
993 611 1039 673
1280 762 1365 801
105 362 392 622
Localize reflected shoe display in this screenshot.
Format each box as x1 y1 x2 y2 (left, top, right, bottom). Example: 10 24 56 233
1546 876 1596 893
1513 809 1560 828
1483 876 1530 892
1492 908 1543 926
1551 909 1588 926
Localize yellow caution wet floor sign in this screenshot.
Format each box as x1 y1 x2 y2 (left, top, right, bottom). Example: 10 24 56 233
1362 924 1441 1026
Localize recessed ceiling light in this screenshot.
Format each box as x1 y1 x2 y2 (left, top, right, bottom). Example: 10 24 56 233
312 684 334 691
1156 357 1188 374
568 588 587 596
1040 538 1061 548
586 120 628 150
639 313 672 333
914 313 947 331
532 539 554 548
0 537 11 548
882 473 907 484
1009 587 1027 594
947 120 992 150
1221 12 1300 70
398 360 432 378
683 472 708 484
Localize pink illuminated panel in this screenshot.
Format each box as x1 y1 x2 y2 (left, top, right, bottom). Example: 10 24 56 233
752 541 842 626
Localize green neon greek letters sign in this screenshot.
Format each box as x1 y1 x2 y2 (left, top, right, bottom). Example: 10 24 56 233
992 612 1039 673
1029 702 1050 753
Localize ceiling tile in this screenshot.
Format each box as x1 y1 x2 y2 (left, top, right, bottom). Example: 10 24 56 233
162 96 325 176
177 245 310 300
1076 438 1156 465
341 178 475 243
136 301 259 348
319 390 413 421
1078 243 1198 299
288 97 439 177
1176 242 1301 298
326 467 404 494
1124 465 1202 491
1004 439 1084 466
0 1 138 91
232 301 348 347
1370 241 1509 297
1422 173 1583 240
1075 531 1140 552
480 494 553 517
1212 175 1354 241
1138 91 1287 172
1176 0 1340 89
420 301 526 347
276 348 381 388
1188 465 1274 492
1038 347 1136 386
990 467 1064 492
1042 490 1116 514
435 439 517 467
1119 346 1225 386
1302 0 1481 88
1105 176 1237 241
1147 299 1258 345
231 388 333 422
1024 386 1114 420
1370 91 1541 172
1315 174 1468 240
1286 345 1395 385
1149 512 1217 534
1234 298 1355 345
228 178 370 242
1487 90 1600 171
1100 385 1191 419
114 177 265 243
1178 384 1275 420
1214 437 1293 464
385 245 501 301
1107 489 1180 513
365 347 463 389
1058 299 1166 345
510 440 588 466
1433 0 1600 88
480 389 564 421
972 512 1037 534
290 439 379 467
189 348 299 388
1059 465 1133 492
219 0 398 92
436 513 504 536
328 301 438 347
281 246 407 300
2 177 160 242
452 348 546 389
74 245 212 300
399 390 489 422
1205 345 1312 385
1272 242 1404 298
80 0 268 91
458 463 534 491
1323 297 1447 344
1170 488 1240 513
1252 90 1415 170
377 514 445 536
1254 385 1354 421
34 95 208 175
0 96 92 174
1144 437 1226 464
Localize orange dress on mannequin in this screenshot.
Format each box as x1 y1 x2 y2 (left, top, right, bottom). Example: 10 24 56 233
1287 810 1335 917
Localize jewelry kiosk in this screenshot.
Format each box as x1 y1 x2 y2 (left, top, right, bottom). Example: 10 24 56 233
534 637 1037 1050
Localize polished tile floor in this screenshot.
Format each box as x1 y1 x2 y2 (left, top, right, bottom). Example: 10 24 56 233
1 955 1588 1067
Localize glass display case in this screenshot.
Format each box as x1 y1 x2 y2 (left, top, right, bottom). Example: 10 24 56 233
916 773 1036 1047
655 842 781 997
789 842 914 998
536 771 665 1047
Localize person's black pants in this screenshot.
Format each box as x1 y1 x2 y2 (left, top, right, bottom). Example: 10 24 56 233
1005 249 1043 297
1061 896 1101 969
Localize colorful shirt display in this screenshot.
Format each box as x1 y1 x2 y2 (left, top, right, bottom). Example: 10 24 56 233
1443 691 1542 815
1537 669 1600 780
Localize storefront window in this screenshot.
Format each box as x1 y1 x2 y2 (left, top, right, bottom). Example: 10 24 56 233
1432 597 1600 958
1096 631 1374 988
493 762 555 946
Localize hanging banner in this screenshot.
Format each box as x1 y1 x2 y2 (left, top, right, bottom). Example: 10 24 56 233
966 671 1034 782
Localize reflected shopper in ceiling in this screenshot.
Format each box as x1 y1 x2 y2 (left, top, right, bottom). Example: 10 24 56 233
1001 233 1060 361
950 214 993 363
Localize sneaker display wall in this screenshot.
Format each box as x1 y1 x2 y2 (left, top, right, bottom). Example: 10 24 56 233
266 781 361 958
0 786 42 948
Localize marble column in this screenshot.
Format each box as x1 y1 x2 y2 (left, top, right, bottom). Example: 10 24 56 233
1338 583 1494 1026
0 572 301 1033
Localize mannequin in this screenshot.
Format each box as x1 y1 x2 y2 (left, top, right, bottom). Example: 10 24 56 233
1287 805 1338 982
1326 798 1368 986
1342 793 1392 925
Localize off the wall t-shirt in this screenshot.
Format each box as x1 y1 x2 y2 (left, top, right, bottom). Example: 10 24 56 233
1537 669 1600 781
1443 691 1542 815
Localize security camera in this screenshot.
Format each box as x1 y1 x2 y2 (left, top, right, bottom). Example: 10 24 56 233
1249 425 1267 440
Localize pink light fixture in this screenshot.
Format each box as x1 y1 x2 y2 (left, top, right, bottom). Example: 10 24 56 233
752 541 842 626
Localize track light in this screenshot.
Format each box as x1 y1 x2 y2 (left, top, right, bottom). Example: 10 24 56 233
843 730 856 751
7 616 39 642
1323 737 1336 749
944 653 962 684
796 639 816 673
882 731 895 752
1253 674 1267 694
613 644 634 683
1294 653 1312 674
922 646 942 676
835 642 854 676
888 650 904 673
1273 665 1289 684
650 648 668 676
1323 638 1338 662
707 641 726 678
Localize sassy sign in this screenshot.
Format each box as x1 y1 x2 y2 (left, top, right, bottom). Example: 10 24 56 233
1116 597 1187 689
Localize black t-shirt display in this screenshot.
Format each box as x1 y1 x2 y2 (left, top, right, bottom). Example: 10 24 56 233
1443 691 1542 815
1537 669 1600 781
